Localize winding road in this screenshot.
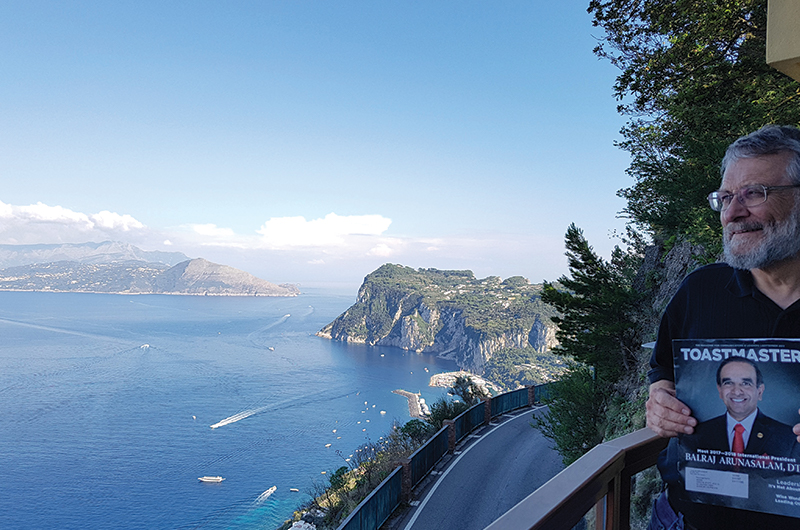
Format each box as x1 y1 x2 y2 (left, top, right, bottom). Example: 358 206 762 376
399 406 564 530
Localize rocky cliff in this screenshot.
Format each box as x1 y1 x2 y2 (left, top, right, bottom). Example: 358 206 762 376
317 264 558 373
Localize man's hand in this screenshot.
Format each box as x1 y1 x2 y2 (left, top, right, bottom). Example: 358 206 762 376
646 380 697 438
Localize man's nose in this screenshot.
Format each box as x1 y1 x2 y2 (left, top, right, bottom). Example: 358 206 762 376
722 195 750 224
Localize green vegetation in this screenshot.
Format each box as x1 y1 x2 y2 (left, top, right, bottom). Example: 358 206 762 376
483 347 568 390
532 366 609 465
534 225 643 464
281 374 488 529
280 425 421 530
425 374 488 431
424 397 471 431
589 0 800 253
534 1 800 524
320 263 559 367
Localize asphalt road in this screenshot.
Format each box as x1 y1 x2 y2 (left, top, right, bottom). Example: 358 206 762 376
402 406 564 530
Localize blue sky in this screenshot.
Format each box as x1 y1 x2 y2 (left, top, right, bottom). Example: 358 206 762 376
0 1 632 287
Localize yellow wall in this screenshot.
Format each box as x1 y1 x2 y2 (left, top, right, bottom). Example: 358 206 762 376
767 0 800 82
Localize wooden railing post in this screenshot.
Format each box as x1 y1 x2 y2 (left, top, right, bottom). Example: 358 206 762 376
527 385 536 406
482 396 491 425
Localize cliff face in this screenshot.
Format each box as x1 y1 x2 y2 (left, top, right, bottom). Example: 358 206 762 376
317 264 558 373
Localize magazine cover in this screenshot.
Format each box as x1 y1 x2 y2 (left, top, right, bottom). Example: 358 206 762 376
673 338 800 517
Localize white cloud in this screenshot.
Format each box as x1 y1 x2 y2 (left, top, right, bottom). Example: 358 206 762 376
0 199 572 284
367 243 394 257
0 200 15 217
257 213 392 248
192 224 236 237
19 202 93 227
0 199 147 244
91 211 144 231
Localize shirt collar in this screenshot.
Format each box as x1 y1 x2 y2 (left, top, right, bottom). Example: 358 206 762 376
727 409 758 435
726 267 754 298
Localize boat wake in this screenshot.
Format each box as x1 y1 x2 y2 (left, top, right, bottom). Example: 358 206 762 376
255 486 277 503
247 314 291 347
210 406 270 429
209 386 356 430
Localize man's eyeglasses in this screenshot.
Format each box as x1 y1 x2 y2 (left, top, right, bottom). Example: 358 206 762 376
707 184 800 212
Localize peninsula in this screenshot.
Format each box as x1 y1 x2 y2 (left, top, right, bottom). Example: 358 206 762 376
317 263 558 373
0 244 298 297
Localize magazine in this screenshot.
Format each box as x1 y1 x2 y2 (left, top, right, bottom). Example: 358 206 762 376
673 338 800 517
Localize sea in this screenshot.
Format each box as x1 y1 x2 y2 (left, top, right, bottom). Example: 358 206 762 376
0 289 459 529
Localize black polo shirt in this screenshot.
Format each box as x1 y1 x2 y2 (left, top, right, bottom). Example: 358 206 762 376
649 262 800 384
650 262 800 528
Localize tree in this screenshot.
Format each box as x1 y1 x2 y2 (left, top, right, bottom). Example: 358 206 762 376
425 397 470 431
588 0 800 251
534 224 644 462
532 366 610 465
400 419 432 443
449 375 489 406
542 224 642 382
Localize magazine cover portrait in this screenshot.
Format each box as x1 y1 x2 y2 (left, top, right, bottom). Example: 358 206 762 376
673 338 800 517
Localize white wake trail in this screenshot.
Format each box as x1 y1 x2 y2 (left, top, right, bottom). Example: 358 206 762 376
210 406 269 429
255 486 277 503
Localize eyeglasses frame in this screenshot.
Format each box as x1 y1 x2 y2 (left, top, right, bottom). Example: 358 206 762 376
707 183 800 212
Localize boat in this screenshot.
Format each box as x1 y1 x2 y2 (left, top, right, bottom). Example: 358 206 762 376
198 476 225 483
256 486 277 502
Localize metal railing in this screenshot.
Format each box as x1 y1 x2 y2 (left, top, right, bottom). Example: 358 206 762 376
409 426 449 487
484 427 668 530
453 401 485 441
491 386 529 417
335 383 552 530
336 467 403 530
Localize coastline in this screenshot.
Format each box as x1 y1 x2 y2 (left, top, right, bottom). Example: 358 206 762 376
392 389 425 419
0 288 298 297
429 370 501 394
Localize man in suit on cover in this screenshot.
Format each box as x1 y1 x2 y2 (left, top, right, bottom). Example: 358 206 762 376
685 357 800 460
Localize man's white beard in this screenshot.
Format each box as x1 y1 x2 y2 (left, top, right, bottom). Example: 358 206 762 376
723 205 800 270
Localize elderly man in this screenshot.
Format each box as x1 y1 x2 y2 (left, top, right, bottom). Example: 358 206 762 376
646 125 800 529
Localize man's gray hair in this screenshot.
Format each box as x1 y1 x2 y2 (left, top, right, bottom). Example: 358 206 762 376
721 125 800 184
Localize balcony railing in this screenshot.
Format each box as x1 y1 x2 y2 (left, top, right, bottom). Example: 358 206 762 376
485 427 668 530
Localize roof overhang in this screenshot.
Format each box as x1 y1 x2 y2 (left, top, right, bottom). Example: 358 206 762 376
767 0 800 82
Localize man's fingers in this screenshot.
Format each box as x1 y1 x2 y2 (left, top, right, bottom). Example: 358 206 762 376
794 409 800 443
651 387 692 416
647 409 696 437
646 386 696 438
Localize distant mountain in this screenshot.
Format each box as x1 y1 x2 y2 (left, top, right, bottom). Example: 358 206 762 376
0 257 299 297
0 241 189 268
318 263 557 373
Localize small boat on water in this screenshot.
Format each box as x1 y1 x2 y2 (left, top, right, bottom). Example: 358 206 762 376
198 476 225 483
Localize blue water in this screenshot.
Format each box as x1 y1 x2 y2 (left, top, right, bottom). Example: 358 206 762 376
0 290 458 529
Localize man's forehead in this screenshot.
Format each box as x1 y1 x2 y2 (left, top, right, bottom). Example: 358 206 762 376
721 152 793 189
720 361 757 380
